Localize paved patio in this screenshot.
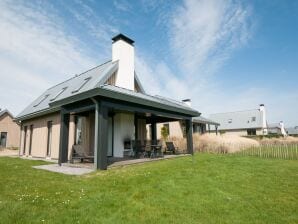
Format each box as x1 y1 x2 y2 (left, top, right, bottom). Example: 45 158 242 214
32 154 190 175
33 164 94 175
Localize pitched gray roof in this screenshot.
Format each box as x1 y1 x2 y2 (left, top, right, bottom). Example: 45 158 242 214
17 61 118 119
209 109 263 130
286 126 298 135
99 85 199 115
267 123 281 129
193 116 219 126
0 109 14 118
17 61 199 120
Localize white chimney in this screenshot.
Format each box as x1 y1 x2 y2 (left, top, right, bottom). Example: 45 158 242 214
112 34 135 91
259 104 268 134
182 99 191 107
279 121 287 137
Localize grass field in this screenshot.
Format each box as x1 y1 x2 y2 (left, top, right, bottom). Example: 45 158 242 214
0 154 297 224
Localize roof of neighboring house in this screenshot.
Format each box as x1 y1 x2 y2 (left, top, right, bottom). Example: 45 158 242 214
193 116 220 126
0 109 14 119
209 109 263 130
16 61 199 120
267 123 281 129
286 126 298 135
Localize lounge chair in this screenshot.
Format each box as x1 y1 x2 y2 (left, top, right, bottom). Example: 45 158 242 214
165 142 177 154
70 144 94 163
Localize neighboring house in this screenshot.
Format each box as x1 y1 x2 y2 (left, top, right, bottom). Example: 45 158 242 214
267 121 287 136
286 126 298 136
16 34 199 170
0 109 20 148
209 104 268 136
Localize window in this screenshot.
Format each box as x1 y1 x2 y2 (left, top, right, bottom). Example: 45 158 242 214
50 87 67 101
247 129 256 136
163 123 170 135
179 121 186 138
34 94 49 107
251 117 256 122
46 121 53 157
29 125 33 156
72 77 91 93
0 132 7 148
228 119 232 124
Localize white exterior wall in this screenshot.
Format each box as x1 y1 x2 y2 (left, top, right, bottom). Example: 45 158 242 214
113 113 134 157
112 40 134 90
216 128 263 136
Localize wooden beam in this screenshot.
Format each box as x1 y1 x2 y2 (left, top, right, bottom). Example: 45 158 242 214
58 108 70 165
94 100 109 170
186 119 193 155
151 119 157 142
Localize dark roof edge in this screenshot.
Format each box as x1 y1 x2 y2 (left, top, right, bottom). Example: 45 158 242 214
193 118 220 126
15 107 60 121
50 87 200 117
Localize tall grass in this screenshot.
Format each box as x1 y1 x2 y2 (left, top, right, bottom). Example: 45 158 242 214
193 133 259 153
232 144 298 160
169 134 298 160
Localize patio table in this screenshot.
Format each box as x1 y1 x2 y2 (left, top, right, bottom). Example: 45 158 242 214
150 144 163 158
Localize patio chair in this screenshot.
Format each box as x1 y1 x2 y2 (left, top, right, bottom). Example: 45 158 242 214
132 140 146 158
70 144 94 163
165 142 177 154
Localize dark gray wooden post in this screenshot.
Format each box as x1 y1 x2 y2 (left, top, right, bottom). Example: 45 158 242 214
134 114 139 141
58 108 70 165
94 100 109 170
208 124 211 134
215 125 218 135
186 119 193 155
151 119 157 142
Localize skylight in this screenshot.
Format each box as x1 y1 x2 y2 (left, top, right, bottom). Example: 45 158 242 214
50 87 67 101
72 77 91 93
33 94 49 107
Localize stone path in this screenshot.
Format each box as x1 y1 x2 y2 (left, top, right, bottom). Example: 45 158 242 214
33 164 94 175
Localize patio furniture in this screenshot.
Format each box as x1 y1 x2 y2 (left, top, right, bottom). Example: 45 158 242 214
70 144 94 163
131 140 146 158
165 142 177 154
150 140 163 158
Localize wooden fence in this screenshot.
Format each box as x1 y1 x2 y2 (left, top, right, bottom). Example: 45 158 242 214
197 144 298 160
231 144 298 160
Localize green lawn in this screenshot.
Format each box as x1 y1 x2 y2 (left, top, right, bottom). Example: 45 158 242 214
0 154 297 224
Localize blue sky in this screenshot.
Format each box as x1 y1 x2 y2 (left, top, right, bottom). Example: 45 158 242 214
0 0 297 126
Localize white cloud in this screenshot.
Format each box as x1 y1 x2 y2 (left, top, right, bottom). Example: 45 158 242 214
113 0 131 12
137 0 297 126
170 0 252 75
0 0 98 115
